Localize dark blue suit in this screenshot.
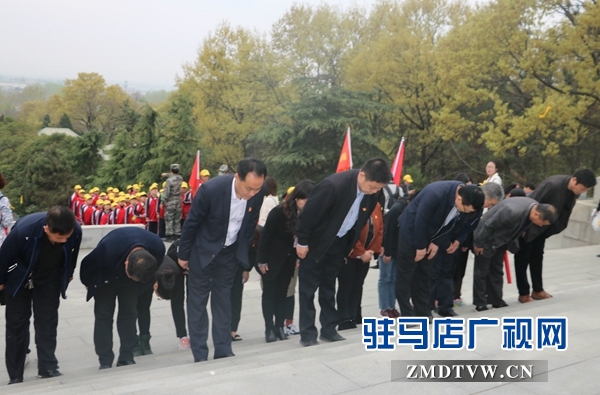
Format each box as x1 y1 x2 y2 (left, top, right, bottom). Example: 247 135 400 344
179 174 265 360
0 212 82 381
396 181 477 318
80 227 165 366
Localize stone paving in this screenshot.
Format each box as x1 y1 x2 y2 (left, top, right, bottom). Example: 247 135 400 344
1 243 600 394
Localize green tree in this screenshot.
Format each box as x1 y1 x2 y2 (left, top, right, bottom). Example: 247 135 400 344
58 113 73 129
42 114 51 128
252 81 387 188
95 104 159 187
6 134 80 214
62 72 129 139
180 23 284 167
142 94 205 182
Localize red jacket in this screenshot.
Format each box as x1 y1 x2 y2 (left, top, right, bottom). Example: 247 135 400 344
182 191 193 220
82 204 94 225
146 196 159 222
349 203 384 259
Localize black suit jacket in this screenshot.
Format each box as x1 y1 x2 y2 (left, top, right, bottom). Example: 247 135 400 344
296 169 383 261
178 174 266 270
256 205 296 280
80 227 165 301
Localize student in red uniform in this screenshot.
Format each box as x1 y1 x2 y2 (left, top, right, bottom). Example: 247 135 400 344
73 190 86 221
146 185 160 234
99 202 112 225
114 198 127 225
181 182 192 228
68 185 82 211
92 200 104 225
134 193 147 225
81 195 95 225
125 196 138 224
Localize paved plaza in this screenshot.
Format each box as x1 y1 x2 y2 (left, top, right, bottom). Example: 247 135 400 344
1 243 600 394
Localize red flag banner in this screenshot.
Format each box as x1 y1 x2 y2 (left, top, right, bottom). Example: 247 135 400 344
189 150 201 197
391 138 405 185
336 128 353 173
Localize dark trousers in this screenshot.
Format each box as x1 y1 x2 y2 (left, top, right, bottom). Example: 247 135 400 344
159 218 166 237
284 296 294 322
299 235 350 342
336 258 370 322
262 257 296 333
429 250 455 314
94 276 140 366
171 273 188 338
452 249 469 299
473 247 506 306
5 276 60 380
231 264 244 333
136 287 153 336
148 221 158 235
187 245 238 360
514 237 546 295
396 235 432 318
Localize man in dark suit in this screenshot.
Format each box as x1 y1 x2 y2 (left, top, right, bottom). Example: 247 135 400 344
0 206 82 384
178 158 267 361
396 181 485 319
515 169 596 302
473 197 557 310
80 227 164 370
295 158 390 347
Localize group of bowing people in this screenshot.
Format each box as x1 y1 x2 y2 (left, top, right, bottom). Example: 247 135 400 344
1 156 596 385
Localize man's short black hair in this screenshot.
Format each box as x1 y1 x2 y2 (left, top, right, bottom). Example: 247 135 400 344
524 182 535 190
458 185 485 211
46 206 76 235
155 256 182 300
360 158 391 184
536 203 557 223
127 250 158 284
573 169 597 188
237 158 267 181
455 173 472 184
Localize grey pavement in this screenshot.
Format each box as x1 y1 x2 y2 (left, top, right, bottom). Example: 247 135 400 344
2 243 600 394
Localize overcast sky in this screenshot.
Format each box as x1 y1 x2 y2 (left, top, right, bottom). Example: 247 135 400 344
1 0 485 91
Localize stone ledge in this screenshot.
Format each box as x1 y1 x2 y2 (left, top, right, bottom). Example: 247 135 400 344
81 224 146 249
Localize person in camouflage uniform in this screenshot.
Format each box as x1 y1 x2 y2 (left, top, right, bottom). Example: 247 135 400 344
163 164 183 241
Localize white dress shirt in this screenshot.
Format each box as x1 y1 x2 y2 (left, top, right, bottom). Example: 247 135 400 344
225 177 248 247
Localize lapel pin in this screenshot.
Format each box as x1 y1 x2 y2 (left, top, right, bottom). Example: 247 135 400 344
249 207 252 212
362 207 367 211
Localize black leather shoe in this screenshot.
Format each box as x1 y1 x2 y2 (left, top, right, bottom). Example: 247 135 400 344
116 360 136 367
438 310 458 317
99 364 112 370
300 338 319 347
319 333 346 342
338 320 353 331
492 302 509 308
275 327 289 340
214 353 235 359
265 329 276 343
476 305 489 312
194 358 207 363
8 378 23 385
38 369 62 378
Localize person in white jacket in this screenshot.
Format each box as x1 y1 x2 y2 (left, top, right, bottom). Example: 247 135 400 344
485 161 502 186
259 177 279 227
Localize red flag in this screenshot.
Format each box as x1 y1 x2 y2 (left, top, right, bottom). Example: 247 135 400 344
189 150 201 197
336 128 353 173
504 251 512 284
390 137 405 185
